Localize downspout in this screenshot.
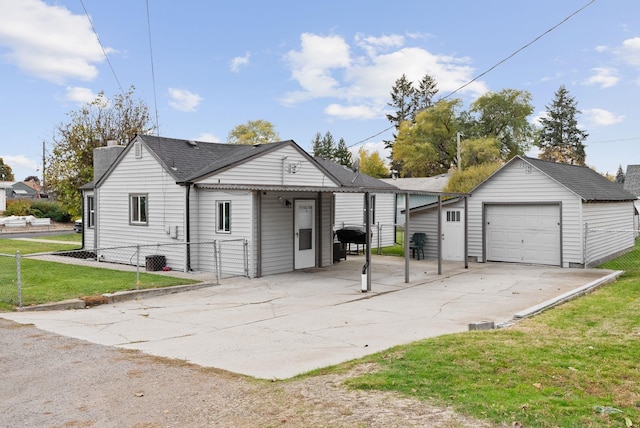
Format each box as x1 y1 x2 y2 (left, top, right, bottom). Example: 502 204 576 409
185 183 192 271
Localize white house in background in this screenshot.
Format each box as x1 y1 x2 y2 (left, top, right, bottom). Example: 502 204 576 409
0 181 9 211
407 156 637 267
79 135 397 277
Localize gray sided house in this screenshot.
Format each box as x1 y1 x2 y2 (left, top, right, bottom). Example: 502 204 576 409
468 156 636 267
80 135 396 277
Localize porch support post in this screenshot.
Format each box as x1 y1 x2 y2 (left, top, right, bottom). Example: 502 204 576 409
364 191 372 292
464 195 469 269
404 192 410 283
437 194 442 275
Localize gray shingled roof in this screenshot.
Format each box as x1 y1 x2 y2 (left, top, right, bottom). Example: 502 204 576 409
523 156 636 201
313 157 397 190
139 135 289 182
623 164 640 197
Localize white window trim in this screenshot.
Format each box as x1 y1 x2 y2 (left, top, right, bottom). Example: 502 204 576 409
130 193 148 225
216 200 231 233
87 195 95 228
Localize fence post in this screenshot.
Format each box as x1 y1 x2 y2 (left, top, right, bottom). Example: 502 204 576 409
243 239 249 277
136 244 140 289
16 251 22 307
583 222 588 269
213 240 220 284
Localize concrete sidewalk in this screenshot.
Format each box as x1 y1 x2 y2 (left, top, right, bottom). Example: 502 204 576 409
1 256 620 379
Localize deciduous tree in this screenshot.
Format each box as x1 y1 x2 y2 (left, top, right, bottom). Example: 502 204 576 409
536 85 588 165
228 119 279 145
0 158 15 181
46 86 153 216
469 89 535 160
357 147 389 179
392 99 460 177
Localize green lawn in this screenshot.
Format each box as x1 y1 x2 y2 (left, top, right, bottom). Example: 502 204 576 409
0 237 199 311
339 241 640 427
38 233 82 243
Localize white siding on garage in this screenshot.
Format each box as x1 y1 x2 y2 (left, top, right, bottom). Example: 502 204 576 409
407 199 466 260
583 201 635 266
199 145 340 188
97 144 187 270
468 159 583 267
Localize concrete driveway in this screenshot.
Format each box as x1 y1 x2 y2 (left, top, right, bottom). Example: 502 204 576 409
1 255 619 379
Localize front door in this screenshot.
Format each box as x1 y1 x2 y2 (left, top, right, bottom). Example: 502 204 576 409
442 208 465 261
294 199 315 269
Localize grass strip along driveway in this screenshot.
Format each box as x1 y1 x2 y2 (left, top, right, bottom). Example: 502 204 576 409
0 236 198 311
339 242 640 427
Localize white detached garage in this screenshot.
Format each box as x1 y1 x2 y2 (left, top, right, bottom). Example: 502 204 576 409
468 156 636 267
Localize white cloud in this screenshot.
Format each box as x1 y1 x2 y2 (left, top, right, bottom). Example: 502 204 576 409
0 0 108 84
583 108 625 126
583 67 619 88
0 154 39 172
618 37 640 67
324 104 379 120
168 88 202 112
65 86 97 104
282 32 488 120
230 52 250 73
530 111 548 126
194 133 222 143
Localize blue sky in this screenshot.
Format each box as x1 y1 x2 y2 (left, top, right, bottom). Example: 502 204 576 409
1 0 639 182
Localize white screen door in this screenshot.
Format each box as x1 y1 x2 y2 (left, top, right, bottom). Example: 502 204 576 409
294 200 315 269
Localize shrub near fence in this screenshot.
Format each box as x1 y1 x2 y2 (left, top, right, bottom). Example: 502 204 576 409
1 239 249 308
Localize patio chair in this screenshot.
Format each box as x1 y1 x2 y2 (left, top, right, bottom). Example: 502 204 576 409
409 232 427 260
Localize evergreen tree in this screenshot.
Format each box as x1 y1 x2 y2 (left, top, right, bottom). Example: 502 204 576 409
615 164 625 184
412 74 438 114
334 138 352 168
311 132 351 168
385 74 416 141
536 85 588 165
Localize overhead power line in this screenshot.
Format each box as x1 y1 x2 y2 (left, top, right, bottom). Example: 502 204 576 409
79 0 125 97
146 0 160 136
349 0 597 149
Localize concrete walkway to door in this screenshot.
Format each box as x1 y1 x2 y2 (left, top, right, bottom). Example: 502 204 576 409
1 255 620 379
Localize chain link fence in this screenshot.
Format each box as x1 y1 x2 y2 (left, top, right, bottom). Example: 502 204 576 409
585 227 639 272
1 239 249 308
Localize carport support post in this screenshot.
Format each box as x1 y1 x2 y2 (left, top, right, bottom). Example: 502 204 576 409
437 195 442 275
404 192 410 283
363 192 372 292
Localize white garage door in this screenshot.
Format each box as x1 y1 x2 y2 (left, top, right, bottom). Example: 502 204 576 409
486 204 560 266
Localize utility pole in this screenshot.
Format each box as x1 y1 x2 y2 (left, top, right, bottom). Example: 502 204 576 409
456 132 463 171
42 141 46 194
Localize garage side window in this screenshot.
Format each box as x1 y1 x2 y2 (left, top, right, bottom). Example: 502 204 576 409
446 210 460 222
87 196 95 228
217 201 231 233
130 194 148 225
